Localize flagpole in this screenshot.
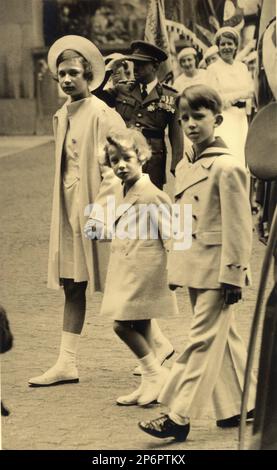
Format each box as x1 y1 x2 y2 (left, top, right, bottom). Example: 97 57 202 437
191 0 197 34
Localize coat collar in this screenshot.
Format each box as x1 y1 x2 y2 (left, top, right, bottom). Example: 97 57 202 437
142 82 163 105
130 81 162 105
115 174 150 222
187 137 230 163
174 158 215 196
174 139 231 196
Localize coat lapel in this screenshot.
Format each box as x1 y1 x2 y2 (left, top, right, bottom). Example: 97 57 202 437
114 174 149 222
143 86 160 105
174 156 218 196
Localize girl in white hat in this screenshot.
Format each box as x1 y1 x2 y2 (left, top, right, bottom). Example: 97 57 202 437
29 35 125 387
173 47 208 94
206 27 254 165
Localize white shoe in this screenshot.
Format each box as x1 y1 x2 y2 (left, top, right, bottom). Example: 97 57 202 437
133 346 174 376
28 364 79 387
137 367 169 406
116 385 143 406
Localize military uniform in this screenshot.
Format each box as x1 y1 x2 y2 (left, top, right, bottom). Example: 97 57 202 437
97 40 184 189
101 79 183 189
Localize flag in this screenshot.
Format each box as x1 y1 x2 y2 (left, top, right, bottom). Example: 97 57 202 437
223 0 244 30
144 0 172 82
194 0 226 46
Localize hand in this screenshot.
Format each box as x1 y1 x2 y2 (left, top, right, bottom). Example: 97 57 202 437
222 284 242 305
84 219 103 240
169 283 182 291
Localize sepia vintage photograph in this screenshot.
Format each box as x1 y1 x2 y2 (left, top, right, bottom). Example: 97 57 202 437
0 0 276 457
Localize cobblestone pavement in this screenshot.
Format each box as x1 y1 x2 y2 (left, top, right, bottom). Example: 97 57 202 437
0 142 273 450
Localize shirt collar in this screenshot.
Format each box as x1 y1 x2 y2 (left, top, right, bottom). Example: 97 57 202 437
140 77 158 95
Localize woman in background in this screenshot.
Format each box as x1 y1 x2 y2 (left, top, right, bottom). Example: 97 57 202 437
207 27 254 165
174 47 208 94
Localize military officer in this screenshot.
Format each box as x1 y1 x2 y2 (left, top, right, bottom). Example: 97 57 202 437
98 41 184 189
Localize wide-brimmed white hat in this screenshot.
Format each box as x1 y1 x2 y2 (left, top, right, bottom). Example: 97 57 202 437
246 102 277 180
177 47 197 63
262 19 277 101
48 35 105 91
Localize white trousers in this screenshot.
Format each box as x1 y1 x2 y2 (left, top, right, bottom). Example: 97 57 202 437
159 288 257 419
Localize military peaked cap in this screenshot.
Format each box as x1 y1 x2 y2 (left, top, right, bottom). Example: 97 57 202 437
127 40 168 63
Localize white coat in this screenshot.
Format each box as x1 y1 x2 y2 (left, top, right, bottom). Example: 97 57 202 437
47 95 125 292
100 174 179 320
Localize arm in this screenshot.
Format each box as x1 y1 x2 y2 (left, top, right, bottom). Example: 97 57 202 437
84 109 125 238
219 163 253 288
152 192 172 253
168 108 184 175
93 83 118 108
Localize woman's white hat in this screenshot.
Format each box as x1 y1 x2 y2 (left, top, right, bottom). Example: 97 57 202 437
203 45 219 61
177 47 197 63
246 102 277 180
262 19 277 101
214 26 240 45
47 35 105 91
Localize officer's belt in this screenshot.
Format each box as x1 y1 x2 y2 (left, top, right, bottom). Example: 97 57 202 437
142 128 165 139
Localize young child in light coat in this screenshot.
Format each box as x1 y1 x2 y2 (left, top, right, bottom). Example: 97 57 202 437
96 128 178 406
139 84 256 441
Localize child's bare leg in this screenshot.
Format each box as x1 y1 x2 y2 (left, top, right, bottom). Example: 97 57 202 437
113 320 151 358
63 279 87 333
134 319 156 353
132 320 174 376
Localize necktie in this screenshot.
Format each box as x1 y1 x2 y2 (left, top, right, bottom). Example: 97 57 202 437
141 83 148 100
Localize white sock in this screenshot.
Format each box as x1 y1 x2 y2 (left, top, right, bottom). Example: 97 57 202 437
169 411 190 426
56 331 80 368
139 352 161 376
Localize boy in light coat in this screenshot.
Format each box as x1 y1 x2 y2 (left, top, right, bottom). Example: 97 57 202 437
139 85 256 441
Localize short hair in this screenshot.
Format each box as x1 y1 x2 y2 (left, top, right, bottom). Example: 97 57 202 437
55 49 93 82
101 128 152 167
215 31 239 49
180 84 222 114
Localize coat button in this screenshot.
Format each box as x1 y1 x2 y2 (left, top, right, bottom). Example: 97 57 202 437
192 233 197 239
194 195 199 201
72 138 77 144
192 214 197 220
123 100 127 104
135 122 141 127
137 113 142 117
73 151 78 158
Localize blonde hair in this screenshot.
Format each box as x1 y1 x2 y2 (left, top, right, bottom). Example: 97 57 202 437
101 128 152 167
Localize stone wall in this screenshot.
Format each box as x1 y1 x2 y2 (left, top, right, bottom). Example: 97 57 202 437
0 0 44 99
